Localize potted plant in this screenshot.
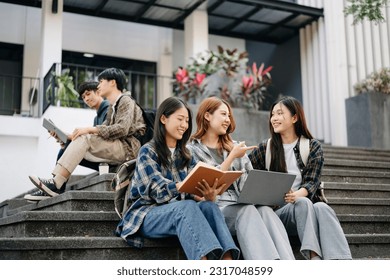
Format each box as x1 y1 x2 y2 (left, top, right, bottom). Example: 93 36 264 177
345 67 390 149
173 46 274 145
46 68 81 108
173 46 272 110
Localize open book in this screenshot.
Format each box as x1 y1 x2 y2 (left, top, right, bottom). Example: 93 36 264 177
42 118 68 143
177 161 243 197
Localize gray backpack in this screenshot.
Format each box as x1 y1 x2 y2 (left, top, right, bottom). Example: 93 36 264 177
265 137 328 203
111 159 137 218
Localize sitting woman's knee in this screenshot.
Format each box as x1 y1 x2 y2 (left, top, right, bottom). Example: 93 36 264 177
295 197 312 205
198 200 219 211
293 197 313 210
237 204 258 218
256 205 275 216
313 201 336 215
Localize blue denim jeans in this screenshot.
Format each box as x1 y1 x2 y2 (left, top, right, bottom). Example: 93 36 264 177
139 199 240 260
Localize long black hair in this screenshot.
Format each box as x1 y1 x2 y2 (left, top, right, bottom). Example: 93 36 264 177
153 97 192 169
269 96 313 172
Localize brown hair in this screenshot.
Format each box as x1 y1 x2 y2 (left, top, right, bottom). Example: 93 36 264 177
192 97 236 154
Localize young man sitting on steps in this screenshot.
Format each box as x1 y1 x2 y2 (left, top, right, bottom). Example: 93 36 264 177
27 68 145 199
25 81 110 201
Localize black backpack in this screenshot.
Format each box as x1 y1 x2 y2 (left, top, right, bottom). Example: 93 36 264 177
116 93 156 146
129 95 156 146
136 106 156 146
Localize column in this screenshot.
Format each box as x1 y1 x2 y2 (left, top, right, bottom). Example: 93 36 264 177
39 0 63 115
184 9 209 64
157 29 173 106
323 0 349 146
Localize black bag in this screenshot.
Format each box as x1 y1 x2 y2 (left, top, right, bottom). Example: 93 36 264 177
115 93 156 146
128 95 156 146
111 159 137 218
311 182 328 204
136 107 156 145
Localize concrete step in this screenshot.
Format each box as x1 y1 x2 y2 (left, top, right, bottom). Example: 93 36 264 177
324 153 390 162
0 211 120 238
328 198 390 215
2 207 387 239
5 191 115 217
324 159 390 172
69 173 114 192
322 169 390 184
346 234 390 259
0 236 185 260
323 145 390 157
1 233 388 260
290 233 390 260
338 214 390 234
323 182 390 199
0 174 114 218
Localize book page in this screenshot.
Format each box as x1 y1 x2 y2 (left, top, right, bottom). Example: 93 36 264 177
178 162 242 196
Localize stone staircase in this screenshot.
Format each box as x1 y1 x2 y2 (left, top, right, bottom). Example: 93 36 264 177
0 145 389 260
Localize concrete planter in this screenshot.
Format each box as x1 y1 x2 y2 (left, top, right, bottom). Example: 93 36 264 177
345 92 390 149
188 104 270 146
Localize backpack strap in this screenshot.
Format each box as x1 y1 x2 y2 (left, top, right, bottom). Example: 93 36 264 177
299 136 310 166
265 138 271 171
266 136 310 169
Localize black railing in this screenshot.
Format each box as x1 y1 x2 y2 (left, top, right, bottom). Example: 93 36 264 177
0 74 39 116
43 63 163 113
1 63 172 117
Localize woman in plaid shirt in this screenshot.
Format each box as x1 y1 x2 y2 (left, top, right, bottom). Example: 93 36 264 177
188 97 295 260
116 97 239 260
248 96 351 260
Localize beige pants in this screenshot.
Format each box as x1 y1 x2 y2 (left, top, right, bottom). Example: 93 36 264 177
53 134 126 175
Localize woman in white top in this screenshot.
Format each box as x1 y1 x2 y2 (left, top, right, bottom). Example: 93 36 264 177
249 96 352 260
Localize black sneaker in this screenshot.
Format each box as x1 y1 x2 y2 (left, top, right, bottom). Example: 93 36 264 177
24 189 50 201
28 176 65 197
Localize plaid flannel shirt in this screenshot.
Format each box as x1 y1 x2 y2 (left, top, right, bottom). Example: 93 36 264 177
115 143 197 248
96 93 145 160
248 138 324 200
188 138 253 196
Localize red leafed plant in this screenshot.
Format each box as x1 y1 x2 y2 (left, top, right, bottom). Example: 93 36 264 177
173 46 272 110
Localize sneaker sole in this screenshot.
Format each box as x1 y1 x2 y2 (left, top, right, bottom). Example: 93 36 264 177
23 194 50 201
28 176 59 197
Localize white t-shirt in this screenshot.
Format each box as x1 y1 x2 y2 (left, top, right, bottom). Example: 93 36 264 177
283 139 302 191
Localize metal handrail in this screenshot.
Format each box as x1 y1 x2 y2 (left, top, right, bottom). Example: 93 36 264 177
0 63 173 117
0 74 40 117
43 63 167 113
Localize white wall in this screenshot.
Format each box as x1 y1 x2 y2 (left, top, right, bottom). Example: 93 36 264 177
0 106 96 202
0 2 246 203
173 29 246 68
62 13 167 63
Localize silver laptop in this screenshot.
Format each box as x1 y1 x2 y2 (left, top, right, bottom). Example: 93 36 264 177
237 170 296 206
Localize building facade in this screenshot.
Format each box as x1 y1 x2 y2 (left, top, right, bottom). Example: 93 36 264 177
0 0 389 202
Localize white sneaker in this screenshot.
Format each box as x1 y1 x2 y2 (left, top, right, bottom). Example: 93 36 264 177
24 189 50 201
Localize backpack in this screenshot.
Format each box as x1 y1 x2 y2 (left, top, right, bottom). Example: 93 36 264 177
116 93 156 146
265 136 328 204
128 95 156 146
136 106 156 146
111 158 137 218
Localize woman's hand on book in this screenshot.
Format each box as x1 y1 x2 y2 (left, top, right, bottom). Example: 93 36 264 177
196 178 225 202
